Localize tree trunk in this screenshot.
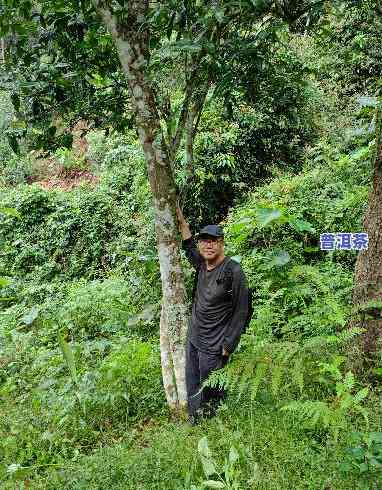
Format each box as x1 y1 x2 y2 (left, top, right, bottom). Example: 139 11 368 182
94 1 189 416
159 304 178 409
0 38 5 64
185 86 208 177
350 108 382 372
185 105 196 177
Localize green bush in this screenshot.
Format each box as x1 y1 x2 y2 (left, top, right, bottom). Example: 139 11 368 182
54 147 87 173
340 431 382 487
224 142 372 268
33 339 166 439
0 183 155 283
55 278 160 340
95 339 166 421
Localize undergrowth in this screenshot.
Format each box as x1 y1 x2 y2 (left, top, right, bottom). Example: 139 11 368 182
1 124 381 488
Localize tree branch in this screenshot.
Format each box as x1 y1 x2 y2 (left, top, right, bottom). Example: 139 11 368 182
168 53 203 162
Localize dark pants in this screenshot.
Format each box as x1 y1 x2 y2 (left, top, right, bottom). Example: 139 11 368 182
185 339 229 418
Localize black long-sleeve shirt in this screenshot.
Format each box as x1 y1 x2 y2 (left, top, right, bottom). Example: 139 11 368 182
182 237 249 355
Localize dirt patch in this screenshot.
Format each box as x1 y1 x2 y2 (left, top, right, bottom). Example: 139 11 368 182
36 169 99 191
26 119 99 191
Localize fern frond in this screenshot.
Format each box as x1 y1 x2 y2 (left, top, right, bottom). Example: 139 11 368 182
326 327 364 344
270 362 284 396
353 405 369 429
281 400 332 430
353 387 369 404
343 371 355 391
291 356 304 394
235 362 255 401
251 362 268 401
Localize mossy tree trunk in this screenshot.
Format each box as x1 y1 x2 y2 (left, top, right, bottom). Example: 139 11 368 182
350 108 382 372
93 0 189 416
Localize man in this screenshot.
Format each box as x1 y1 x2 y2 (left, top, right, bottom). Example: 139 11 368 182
176 204 249 425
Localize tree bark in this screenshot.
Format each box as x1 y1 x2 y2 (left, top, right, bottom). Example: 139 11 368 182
350 108 382 372
185 104 196 177
159 304 178 409
93 1 189 416
185 86 208 177
0 38 5 64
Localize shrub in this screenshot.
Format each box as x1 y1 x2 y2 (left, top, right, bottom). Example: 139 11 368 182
38 339 166 435
55 278 160 340
95 339 166 421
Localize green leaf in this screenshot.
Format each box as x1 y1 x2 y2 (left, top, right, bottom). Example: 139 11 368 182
0 277 10 287
200 456 217 478
338 462 352 473
349 447 365 460
353 387 369 404
21 306 39 325
266 250 290 268
256 207 283 227
0 207 21 219
288 218 316 233
369 432 382 444
230 218 252 234
343 371 355 390
167 39 202 53
228 446 239 464
372 367 382 377
58 332 78 385
370 458 382 468
198 436 212 458
202 481 225 489
213 7 224 23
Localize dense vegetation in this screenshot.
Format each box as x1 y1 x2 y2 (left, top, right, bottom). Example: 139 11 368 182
1 1 382 489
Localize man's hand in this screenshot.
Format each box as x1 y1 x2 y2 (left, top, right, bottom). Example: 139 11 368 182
176 201 192 240
175 201 184 223
222 347 230 356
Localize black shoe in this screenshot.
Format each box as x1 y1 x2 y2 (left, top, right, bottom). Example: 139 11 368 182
201 400 219 419
187 414 199 426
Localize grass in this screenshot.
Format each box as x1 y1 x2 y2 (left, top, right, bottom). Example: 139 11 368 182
21 390 376 490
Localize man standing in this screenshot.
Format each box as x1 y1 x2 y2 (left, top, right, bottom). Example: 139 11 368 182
176 205 249 425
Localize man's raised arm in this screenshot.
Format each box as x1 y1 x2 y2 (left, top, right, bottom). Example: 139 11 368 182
175 203 192 240
176 203 203 271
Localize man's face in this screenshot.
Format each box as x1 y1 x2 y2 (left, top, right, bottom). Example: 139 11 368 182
197 235 224 261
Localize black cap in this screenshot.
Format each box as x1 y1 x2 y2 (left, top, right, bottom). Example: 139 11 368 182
196 224 224 239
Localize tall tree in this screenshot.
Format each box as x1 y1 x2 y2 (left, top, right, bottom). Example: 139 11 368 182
90 0 190 414
351 104 382 372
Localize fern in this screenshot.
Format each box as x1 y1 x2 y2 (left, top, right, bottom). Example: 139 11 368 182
251 362 268 401
282 400 332 426
236 362 255 401
203 325 366 418
291 356 304 394
281 370 369 441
